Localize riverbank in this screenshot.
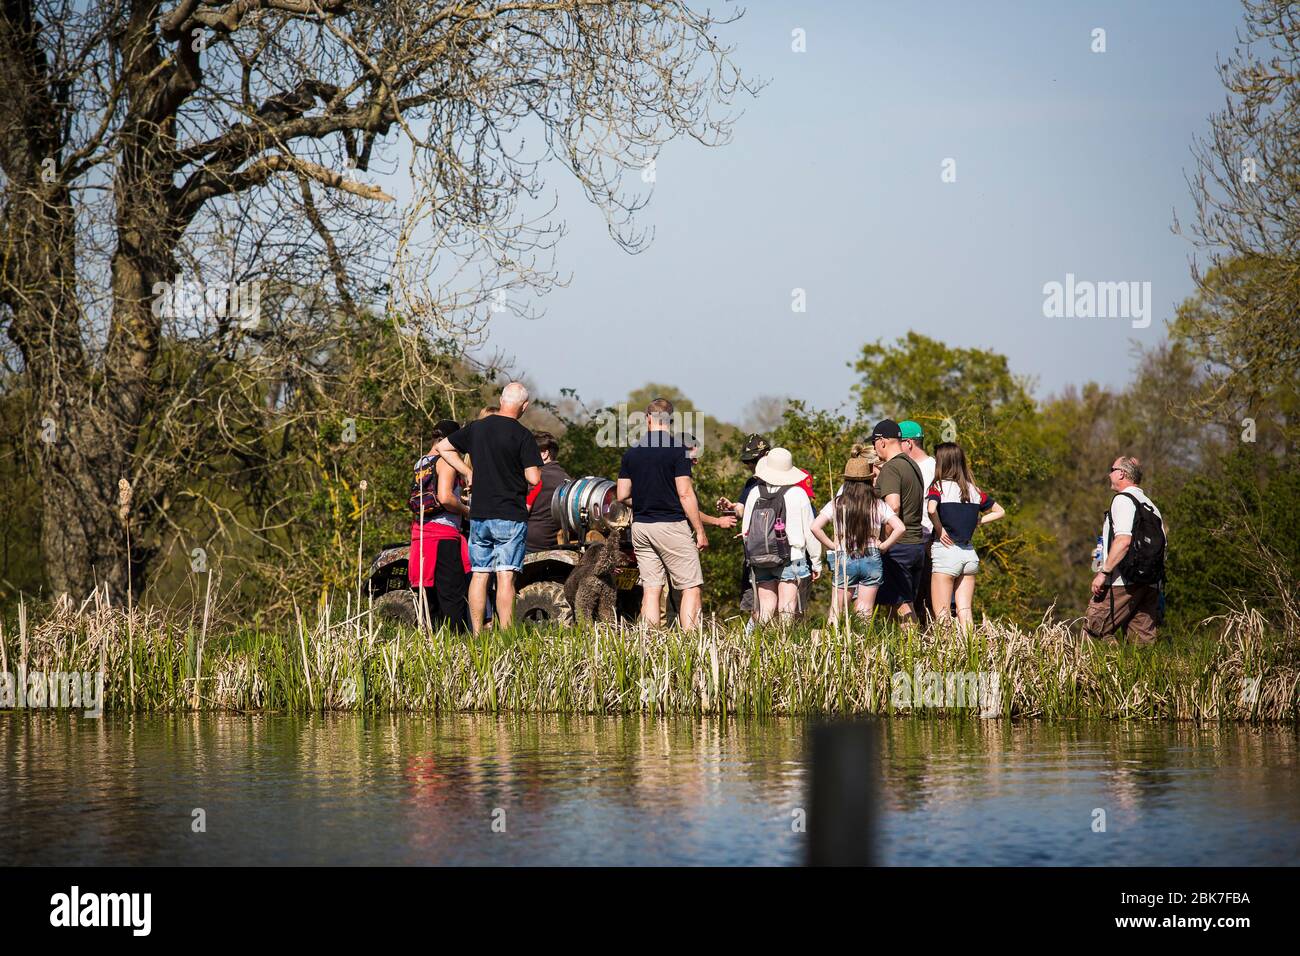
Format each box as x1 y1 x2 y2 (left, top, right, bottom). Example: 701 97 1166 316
2 594 1296 720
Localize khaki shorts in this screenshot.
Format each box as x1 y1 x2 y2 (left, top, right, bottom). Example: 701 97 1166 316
631 520 703 590
1083 584 1160 645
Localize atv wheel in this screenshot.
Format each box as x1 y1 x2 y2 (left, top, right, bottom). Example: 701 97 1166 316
371 589 420 627
516 580 573 624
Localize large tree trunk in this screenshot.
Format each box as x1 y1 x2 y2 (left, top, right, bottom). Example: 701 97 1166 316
1 6 115 599
4 171 135 599
36 379 133 602
1 1 174 602
3 195 134 599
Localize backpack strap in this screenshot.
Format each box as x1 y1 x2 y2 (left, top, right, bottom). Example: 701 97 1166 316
1106 491 1141 539
1107 494 1138 538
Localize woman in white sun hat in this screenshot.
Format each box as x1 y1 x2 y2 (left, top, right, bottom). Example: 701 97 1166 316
740 447 822 623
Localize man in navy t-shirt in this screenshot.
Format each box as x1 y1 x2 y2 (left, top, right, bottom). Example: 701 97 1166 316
616 398 708 629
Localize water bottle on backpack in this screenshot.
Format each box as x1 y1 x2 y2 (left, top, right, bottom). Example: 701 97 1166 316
744 485 792 570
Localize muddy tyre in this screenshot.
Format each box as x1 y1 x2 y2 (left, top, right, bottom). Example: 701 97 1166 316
516 580 573 624
372 589 420 627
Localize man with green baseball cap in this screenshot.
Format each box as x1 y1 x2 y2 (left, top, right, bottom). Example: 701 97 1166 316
898 420 937 622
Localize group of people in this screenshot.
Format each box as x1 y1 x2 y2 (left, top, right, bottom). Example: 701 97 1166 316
406 383 1167 645
713 417 1006 631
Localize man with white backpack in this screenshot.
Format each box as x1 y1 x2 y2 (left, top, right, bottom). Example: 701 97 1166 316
1084 456 1168 645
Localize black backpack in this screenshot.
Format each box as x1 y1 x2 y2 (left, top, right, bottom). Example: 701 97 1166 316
744 484 791 569
1107 492 1166 586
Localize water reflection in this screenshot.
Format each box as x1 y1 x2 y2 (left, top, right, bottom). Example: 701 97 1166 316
1 715 1296 865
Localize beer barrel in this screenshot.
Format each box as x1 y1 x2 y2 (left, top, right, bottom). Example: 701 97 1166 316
550 476 630 539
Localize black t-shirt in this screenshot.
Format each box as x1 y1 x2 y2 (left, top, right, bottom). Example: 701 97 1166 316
448 415 543 523
526 461 571 551
618 434 692 523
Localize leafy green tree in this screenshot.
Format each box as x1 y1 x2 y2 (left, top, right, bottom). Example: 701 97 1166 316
139 311 473 617
1170 258 1300 453
1182 1 1300 427
854 332 1033 423
1161 449 1300 629
549 390 624 482
1027 382 1125 612
770 400 859 500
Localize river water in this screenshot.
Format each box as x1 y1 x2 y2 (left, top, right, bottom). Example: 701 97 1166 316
2 715 1296 865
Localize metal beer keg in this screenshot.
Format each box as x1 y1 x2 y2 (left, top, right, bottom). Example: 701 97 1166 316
550 477 631 540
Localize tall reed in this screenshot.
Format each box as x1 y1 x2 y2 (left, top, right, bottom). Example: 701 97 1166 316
2 591 1296 720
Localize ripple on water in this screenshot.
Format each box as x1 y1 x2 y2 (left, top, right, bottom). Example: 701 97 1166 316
0 714 1296 865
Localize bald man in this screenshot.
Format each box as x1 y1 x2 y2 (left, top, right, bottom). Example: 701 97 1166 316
437 382 542 632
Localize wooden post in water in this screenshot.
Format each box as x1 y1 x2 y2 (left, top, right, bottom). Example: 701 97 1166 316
807 719 877 866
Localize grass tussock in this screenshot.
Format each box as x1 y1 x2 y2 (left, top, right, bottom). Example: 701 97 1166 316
1 590 1297 720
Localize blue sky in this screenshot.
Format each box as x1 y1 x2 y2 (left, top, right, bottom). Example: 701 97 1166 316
468 1 1244 422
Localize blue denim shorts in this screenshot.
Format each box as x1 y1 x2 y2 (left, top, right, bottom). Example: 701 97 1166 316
828 550 884 589
468 518 528 573
752 557 810 583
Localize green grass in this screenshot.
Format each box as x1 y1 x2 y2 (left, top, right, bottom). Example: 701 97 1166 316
2 593 1296 720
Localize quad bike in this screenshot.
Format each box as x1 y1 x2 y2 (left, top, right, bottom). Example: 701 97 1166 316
364 476 642 626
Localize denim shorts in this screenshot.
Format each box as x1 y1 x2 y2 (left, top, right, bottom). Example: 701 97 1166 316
468 518 528 573
828 550 884 589
752 557 810 583
930 543 980 577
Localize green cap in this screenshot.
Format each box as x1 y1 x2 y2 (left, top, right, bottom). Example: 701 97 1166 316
898 420 924 440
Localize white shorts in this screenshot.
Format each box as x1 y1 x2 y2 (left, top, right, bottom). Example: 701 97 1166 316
930 543 979 577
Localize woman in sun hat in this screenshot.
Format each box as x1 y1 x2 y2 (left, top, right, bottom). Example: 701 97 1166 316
811 444 905 624
740 447 822 623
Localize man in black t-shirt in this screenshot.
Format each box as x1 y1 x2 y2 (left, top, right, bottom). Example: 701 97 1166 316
437 382 543 632
616 398 708 629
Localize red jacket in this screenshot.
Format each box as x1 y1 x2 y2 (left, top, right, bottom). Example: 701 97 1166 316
797 469 816 504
